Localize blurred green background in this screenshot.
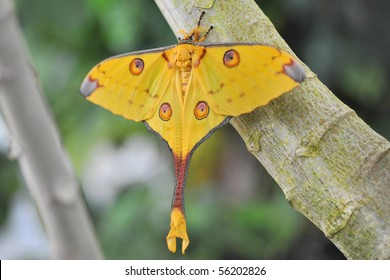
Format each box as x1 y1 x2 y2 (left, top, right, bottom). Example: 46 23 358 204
0 0 389 259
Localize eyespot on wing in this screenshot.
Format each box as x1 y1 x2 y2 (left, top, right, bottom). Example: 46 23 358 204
159 102 173 121
223 49 240 68
129 58 144 76
194 101 209 120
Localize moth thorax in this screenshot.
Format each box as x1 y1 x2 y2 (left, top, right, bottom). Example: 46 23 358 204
180 70 191 95
177 57 192 95
176 60 192 71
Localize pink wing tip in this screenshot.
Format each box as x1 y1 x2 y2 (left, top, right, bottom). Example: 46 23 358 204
80 76 100 98
283 59 306 83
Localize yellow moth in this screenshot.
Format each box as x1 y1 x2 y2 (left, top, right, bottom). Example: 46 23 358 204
80 12 306 254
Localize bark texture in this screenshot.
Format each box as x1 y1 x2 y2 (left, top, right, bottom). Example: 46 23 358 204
0 0 102 259
154 0 390 259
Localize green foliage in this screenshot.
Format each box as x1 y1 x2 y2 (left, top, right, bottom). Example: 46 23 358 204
98 182 302 259
14 0 174 169
0 156 19 224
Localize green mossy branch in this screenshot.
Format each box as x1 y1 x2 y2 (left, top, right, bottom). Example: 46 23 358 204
155 0 390 259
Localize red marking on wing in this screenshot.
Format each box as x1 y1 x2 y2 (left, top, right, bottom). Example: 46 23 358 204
282 58 306 82
271 48 283 61
80 75 103 97
283 58 294 68
90 76 103 88
162 51 173 68
193 48 206 68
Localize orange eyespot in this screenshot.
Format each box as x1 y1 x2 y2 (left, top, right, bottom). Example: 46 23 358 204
223 49 240 68
129 58 144 76
194 101 209 120
159 103 172 121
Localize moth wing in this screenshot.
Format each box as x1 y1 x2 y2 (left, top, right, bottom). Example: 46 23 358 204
194 44 306 116
80 46 174 121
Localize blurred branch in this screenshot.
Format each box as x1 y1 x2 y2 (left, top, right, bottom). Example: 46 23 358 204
155 0 390 259
0 0 102 259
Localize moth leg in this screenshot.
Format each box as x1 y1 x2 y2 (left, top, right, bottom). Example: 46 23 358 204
181 29 196 40
178 29 192 40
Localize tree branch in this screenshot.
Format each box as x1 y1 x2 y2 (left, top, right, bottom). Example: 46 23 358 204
0 0 102 259
154 0 390 259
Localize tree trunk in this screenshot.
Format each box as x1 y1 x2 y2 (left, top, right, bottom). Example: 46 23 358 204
154 0 390 259
0 0 102 259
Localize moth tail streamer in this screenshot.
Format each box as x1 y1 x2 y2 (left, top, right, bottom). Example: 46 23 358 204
166 207 190 254
165 154 192 254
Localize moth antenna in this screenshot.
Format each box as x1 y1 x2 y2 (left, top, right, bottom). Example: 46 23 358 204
204 25 213 38
198 25 213 42
197 11 206 28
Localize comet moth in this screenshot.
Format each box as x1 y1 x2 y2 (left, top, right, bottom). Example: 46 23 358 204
80 11 306 254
